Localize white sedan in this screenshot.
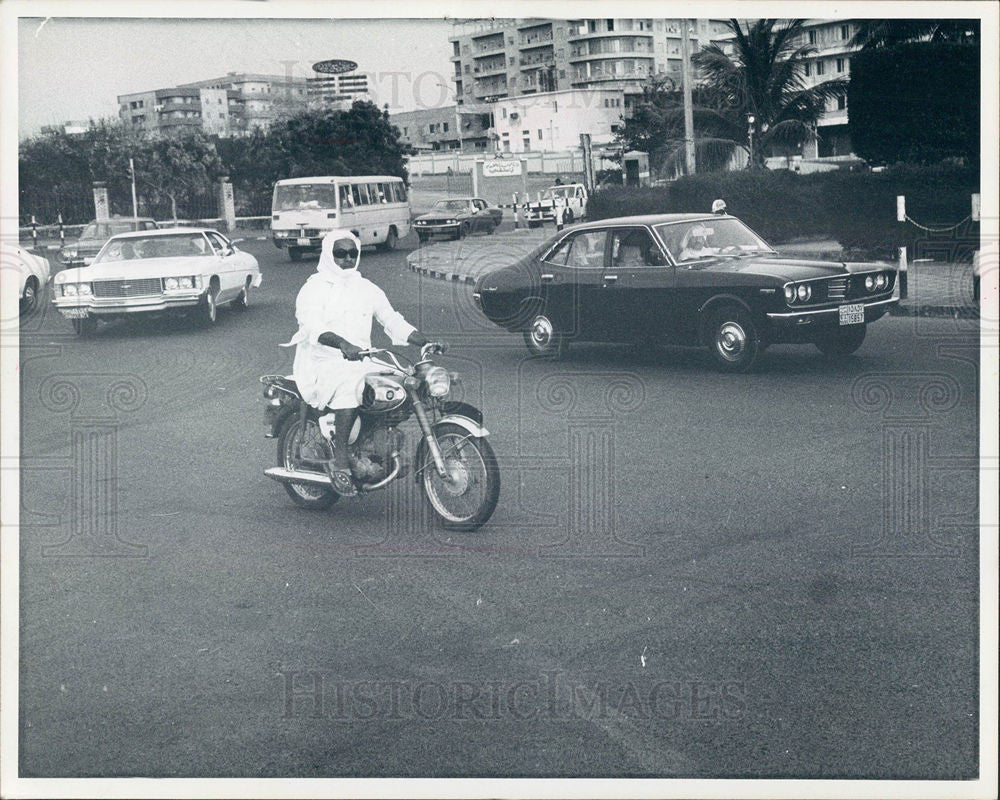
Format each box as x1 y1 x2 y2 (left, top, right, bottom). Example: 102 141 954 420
52 228 262 336
2 241 51 316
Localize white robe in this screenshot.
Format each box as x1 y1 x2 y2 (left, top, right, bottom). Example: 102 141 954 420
282 230 415 410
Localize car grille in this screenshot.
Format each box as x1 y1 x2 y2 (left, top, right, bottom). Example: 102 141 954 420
421 219 454 225
826 277 848 300
295 229 321 237
92 278 163 298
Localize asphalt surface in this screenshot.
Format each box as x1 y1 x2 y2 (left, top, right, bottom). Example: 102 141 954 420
17 229 981 778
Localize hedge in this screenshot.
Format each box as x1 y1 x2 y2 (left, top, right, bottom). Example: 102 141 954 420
587 164 979 258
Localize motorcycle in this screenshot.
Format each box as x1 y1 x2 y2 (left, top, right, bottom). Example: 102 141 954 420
260 344 500 531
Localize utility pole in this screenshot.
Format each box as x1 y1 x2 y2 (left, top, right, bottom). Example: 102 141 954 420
679 19 696 176
129 157 138 218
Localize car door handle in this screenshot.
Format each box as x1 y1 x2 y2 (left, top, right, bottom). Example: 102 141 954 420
603 274 619 284
541 273 555 283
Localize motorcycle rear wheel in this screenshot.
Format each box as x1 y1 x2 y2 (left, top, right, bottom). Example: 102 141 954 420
277 416 338 508
421 423 500 531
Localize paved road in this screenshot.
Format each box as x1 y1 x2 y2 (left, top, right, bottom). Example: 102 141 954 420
17 231 980 778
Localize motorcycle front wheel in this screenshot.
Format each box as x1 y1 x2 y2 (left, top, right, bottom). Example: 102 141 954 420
277 416 338 509
421 423 500 531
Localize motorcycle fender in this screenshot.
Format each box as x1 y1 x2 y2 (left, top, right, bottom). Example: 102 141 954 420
436 414 490 438
413 415 490 483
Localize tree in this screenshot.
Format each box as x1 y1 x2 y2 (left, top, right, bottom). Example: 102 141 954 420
848 42 979 165
850 19 980 49
688 19 848 169
137 132 225 221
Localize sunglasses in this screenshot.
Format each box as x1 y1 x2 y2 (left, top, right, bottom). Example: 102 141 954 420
333 248 358 259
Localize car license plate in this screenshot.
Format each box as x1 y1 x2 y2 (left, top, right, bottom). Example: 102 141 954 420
839 303 864 325
296 237 311 247
61 308 89 319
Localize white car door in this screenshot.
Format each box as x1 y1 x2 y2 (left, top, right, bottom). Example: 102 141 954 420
206 231 239 300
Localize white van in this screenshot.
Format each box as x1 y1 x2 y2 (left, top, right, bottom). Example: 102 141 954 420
271 175 411 261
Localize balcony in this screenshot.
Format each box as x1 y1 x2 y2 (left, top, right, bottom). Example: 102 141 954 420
519 32 553 48
517 20 552 31
473 63 507 76
519 55 554 68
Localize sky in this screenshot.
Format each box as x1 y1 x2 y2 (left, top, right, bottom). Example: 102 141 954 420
16 17 457 138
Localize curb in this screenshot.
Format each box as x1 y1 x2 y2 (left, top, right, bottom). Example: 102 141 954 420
408 262 477 285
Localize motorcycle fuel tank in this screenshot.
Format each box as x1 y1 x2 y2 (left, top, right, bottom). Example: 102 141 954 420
361 374 407 412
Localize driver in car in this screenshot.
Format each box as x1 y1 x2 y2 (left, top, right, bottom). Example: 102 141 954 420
679 225 718 261
282 229 434 497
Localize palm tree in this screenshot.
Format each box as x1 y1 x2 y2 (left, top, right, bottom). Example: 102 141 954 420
683 19 848 169
849 19 979 49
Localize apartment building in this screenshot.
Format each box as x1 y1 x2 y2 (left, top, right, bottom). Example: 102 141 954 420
390 106 493 152
449 18 728 116
491 88 626 152
118 72 311 136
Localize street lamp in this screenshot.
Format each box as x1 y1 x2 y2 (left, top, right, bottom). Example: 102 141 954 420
747 114 756 168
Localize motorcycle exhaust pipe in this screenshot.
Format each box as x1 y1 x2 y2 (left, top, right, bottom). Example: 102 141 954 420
264 466 331 487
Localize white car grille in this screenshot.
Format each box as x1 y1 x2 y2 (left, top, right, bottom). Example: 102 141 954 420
92 278 163 298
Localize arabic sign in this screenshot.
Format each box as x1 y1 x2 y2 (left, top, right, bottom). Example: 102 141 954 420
312 59 359 75
482 159 523 177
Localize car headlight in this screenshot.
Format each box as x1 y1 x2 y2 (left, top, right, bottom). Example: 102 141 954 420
796 283 811 302
875 272 888 290
865 275 875 291
448 219 457 224
784 285 796 303
178 276 194 289
424 365 451 398
78 282 91 296
61 247 78 261
63 283 78 297
164 277 179 290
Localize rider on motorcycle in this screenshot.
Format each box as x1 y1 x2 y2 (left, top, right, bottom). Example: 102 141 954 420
282 229 435 496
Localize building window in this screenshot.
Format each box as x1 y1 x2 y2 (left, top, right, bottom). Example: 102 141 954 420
443 122 449 132
502 107 507 118
836 58 845 72
808 30 816 44
837 96 846 110
805 63 811 77
840 24 849 39
523 137 531 151
403 127 408 136
538 128 543 139
606 19 614 31
816 60 825 76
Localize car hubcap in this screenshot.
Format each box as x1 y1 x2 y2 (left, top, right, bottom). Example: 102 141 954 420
530 316 553 348
716 321 746 361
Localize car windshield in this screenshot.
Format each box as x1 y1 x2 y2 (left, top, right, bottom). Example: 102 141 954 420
95 234 213 264
655 218 775 263
273 184 338 211
542 187 573 200
81 221 148 239
433 200 470 211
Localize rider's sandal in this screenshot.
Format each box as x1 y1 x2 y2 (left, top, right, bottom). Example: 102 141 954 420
325 464 358 497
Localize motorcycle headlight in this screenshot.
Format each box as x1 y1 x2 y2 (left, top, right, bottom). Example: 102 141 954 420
424 365 451 398
865 275 875 291
784 285 796 303
165 277 179 290
796 283 811 302
875 272 888 290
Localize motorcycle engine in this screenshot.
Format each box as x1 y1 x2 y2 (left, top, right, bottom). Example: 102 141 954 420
350 427 405 482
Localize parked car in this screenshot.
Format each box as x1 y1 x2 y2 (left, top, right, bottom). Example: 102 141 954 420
413 198 502 242
473 214 898 371
526 184 588 227
51 228 261 336
3 241 51 315
58 217 159 267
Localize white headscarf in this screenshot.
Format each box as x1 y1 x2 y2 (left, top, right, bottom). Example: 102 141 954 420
315 228 362 285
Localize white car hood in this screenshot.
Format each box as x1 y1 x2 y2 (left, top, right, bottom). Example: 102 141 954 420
58 257 216 282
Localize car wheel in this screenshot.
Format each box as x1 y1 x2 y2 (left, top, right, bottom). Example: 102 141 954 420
523 313 565 359
201 283 219 325
378 227 398 252
230 279 250 311
20 277 40 315
71 316 98 337
815 324 867 357
288 247 303 262
706 306 761 372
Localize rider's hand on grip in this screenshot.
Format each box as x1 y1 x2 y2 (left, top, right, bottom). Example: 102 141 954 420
340 343 364 361
421 341 447 359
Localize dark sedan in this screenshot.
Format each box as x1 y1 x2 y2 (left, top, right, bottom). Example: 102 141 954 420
472 214 898 371
58 217 159 267
413 198 502 242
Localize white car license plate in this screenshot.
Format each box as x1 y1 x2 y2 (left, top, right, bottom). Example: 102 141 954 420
61 308 89 319
839 303 864 325
296 237 311 247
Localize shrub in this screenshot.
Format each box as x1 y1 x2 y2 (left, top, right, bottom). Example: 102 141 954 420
588 164 979 257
